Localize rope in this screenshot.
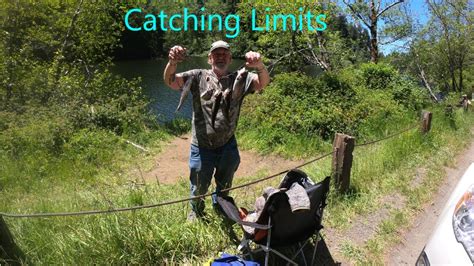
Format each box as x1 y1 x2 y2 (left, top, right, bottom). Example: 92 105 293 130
0 151 334 218
220 150 335 194
0 122 420 218
355 123 419 147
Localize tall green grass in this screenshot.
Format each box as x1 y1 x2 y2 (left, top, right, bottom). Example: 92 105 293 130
1 106 473 264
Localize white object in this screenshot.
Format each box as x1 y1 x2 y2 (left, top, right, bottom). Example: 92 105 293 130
417 163 474 265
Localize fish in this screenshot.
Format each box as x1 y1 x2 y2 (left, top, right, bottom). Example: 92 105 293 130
231 68 249 102
211 90 223 128
175 77 193 112
222 88 232 119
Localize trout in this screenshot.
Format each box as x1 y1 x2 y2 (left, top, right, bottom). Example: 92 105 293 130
211 90 223 128
231 68 248 102
175 77 193 112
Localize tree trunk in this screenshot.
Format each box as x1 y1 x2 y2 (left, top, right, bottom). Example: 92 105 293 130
450 63 457 92
370 0 378 63
416 60 438 102
52 0 84 84
458 44 466 92
316 31 332 71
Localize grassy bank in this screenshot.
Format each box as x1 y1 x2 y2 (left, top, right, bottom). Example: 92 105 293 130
2 1 473 264
1 105 473 264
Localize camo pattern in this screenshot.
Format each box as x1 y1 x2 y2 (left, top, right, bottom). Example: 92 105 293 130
179 69 256 149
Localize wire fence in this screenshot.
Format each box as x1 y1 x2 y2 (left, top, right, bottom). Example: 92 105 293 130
355 123 419 147
0 123 419 219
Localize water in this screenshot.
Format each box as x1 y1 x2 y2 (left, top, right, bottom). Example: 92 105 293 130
113 57 244 122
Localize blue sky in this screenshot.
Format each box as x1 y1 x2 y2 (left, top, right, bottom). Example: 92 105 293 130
409 0 430 25
338 0 431 54
380 0 430 54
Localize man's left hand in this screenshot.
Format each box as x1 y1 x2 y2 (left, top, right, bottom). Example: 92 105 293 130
245 51 264 69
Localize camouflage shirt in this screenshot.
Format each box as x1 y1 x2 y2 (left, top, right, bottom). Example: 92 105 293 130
179 69 257 149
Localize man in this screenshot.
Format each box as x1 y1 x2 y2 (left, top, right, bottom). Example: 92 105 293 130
163 41 270 220
460 94 471 111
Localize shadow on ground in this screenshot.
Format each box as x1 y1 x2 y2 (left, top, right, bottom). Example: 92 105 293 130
217 205 339 265
242 236 339 266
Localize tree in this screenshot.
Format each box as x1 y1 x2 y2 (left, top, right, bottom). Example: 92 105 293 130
342 0 408 63
236 2 371 73
425 0 473 92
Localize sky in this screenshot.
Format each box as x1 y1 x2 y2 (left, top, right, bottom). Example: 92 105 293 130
380 0 430 54
337 0 432 55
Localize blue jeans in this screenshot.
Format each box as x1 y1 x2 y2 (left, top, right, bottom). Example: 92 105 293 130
189 136 240 215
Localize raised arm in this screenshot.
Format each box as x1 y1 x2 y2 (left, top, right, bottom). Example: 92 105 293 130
245 51 270 92
163 45 187 91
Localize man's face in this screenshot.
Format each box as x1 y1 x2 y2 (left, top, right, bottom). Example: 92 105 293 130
209 48 231 71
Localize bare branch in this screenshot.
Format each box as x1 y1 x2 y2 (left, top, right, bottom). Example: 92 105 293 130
377 0 404 18
59 0 84 56
306 36 330 71
375 0 382 14
342 0 371 28
414 49 439 102
266 48 311 74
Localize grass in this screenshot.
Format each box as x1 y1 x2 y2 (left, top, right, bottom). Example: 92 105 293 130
1 106 473 264
326 107 474 264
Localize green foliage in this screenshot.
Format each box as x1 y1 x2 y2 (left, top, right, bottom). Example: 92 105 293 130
233 2 370 71
0 109 73 159
355 63 427 110
1 0 472 264
389 0 474 94
241 67 425 155
349 87 407 139
0 1 166 192
2 105 473 264
359 63 397 90
58 69 157 136
163 117 193 136
390 77 426 110
0 1 159 135
63 129 119 165
242 72 356 142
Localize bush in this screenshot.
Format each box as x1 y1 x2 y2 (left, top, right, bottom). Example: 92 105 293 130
352 63 428 110
359 63 397 91
390 77 427 110
241 72 356 140
63 129 119 165
240 68 421 152
348 87 408 139
0 109 74 159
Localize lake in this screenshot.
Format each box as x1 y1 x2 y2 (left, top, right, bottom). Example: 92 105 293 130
113 57 245 122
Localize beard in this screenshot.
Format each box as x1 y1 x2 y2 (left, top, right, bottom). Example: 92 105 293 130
214 62 228 72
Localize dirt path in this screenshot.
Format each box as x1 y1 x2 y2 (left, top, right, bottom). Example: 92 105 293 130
143 132 474 265
385 137 474 265
322 133 474 265
143 134 304 184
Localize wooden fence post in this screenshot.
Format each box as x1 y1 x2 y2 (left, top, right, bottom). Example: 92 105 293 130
0 216 25 265
421 111 433 134
331 133 355 193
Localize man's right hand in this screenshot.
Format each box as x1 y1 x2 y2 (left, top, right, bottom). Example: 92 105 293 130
168 45 187 65
164 46 186 90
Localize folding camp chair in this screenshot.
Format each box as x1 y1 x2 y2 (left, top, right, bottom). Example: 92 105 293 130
216 169 331 266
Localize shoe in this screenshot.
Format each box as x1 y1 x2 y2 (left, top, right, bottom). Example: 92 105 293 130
187 211 199 222
187 211 208 222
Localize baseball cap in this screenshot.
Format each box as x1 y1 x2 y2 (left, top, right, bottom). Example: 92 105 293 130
210 40 230 53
